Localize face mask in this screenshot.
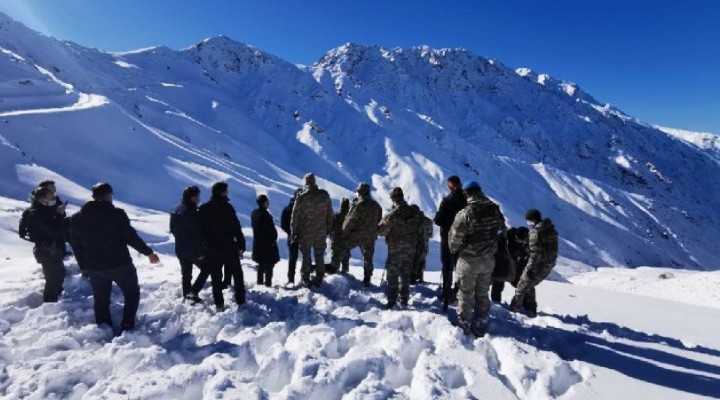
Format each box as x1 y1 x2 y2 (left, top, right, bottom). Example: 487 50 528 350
526 220 535 227
46 200 57 206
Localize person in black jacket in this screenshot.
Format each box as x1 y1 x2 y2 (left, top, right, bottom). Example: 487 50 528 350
433 175 467 311
198 182 246 310
170 186 204 300
251 194 280 287
281 188 301 284
23 187 67 302
68 183 159 331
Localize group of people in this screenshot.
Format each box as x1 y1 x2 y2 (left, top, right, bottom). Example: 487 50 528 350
19 173 558 337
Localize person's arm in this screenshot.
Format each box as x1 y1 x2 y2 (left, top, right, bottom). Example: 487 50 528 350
448 211 468 255
434 198 449 228
377 209 393 237
118 209 154 256
524 229 542 276
290 197 301 238
325 197 333 235
232 209 246 253
281 206 291 234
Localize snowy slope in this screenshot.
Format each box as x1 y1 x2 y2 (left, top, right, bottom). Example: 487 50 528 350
0 13 717 270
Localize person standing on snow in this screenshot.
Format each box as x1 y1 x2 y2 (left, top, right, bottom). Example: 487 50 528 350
21 186 68 302
434 175 467 311
330 183 383 286
198 182 247 311
68 183 160 331
449 181 506 336
281 188 302 284
170 186 204 301
378 187 420 308
329 198 351 274
411 204 434 284
490 227 529 303
510 209 558 318
291 173 333 287
251 194 280 287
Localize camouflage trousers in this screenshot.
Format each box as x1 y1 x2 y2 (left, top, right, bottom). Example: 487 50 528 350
456 255 495 322
300 239 326 277
513 264 553 310
412 244 428 282
332 240 375 277
385 248 415 303
330 239 350 272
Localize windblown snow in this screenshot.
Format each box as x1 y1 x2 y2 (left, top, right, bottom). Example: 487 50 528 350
0 11 718 400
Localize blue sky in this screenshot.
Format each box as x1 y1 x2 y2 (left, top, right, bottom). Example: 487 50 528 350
1 0 718 133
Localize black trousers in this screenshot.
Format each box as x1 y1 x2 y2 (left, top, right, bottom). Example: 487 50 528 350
287 239 299 281
440 233 454 298
87 265 140 329
34 245 66 302
178 257 201 297
199 253 245 306
190 263 224 308
257 263 274 287
491 280 505 302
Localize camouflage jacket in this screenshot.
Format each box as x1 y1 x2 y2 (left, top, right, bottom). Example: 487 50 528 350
449 196 505 259
343 195 382 244
378 200 420 252
290 184 333 243
526 218 559 274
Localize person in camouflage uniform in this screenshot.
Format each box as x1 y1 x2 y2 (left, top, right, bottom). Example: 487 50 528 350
449 181 506 336
511 209 558 318
291 173 334 287
411 205 433 284
330 198 351 273
378 187 420 308
331 183 383 286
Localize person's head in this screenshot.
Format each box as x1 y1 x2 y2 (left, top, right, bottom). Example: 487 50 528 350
211 182 229 198
256 194 269 209
304 173 316 186
525 209 542 226
34 187 56 206
356 182 371 197
515 226 530 242
91 182 113 202
447 175 462 192
39 180 56 194
462 181 482 199
182 185 201 205
389 187 404 203
340 198 350 212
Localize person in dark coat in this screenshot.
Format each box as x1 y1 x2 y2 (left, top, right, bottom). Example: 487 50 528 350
433 175 467 310
170 186 204 300
281 188 302 284
491 227 530 302
68 183 159 331
251 194 280 287
23 187 67 302
198 182 246 310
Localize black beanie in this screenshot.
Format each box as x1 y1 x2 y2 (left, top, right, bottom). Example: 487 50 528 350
525 209 542 223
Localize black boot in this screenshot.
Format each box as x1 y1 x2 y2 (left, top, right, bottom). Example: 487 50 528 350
362 275 371 287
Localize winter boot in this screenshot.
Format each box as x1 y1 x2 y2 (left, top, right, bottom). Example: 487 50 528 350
471 318 489 337
509 296 522 313
301 274 312 288
384 299 396 310
184 292 202 305
457 318 471 335
362 275 371 287
256 267 263 285
400 297 409 307
524 301 538 318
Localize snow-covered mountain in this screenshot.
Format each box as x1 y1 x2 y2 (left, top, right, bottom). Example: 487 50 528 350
0 12 718 269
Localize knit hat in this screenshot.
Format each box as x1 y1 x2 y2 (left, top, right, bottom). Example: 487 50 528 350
525 209 542 223
92 182 113 200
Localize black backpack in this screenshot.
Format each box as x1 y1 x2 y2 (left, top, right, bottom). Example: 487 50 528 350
18 208 35 242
